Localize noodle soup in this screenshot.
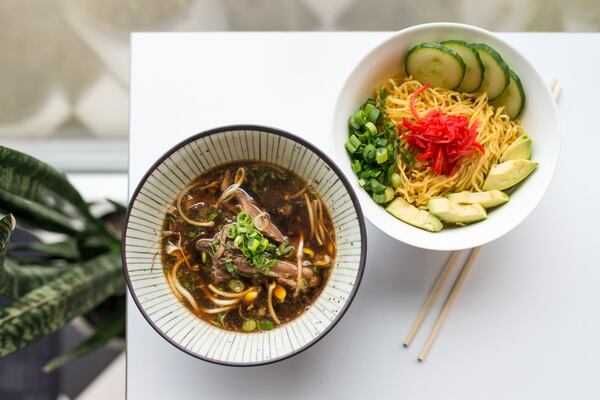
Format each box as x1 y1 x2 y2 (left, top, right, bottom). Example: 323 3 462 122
160 161 336 332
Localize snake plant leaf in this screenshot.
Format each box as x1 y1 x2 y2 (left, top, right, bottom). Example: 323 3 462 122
42 299 125 373
0 252 124 357
2 259 69 299
77 235 119 261
0 145 105 236
0 214 14 266
1 215 71 297
10 238 81 262
106 199 127 215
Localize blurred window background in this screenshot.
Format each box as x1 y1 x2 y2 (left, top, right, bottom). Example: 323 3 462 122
1 1 599 399
2 0 599 172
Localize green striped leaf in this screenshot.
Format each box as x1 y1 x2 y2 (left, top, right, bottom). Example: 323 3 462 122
2 259 69 299
0 252 124 357
0 146 103 236
1 215 69 298
0 214 14 266
106 199 127 215
42 299 125 373
10 238 81 262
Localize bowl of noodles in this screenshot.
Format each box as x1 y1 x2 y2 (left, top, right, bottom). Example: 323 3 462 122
123 125 367 366
332 23 559 250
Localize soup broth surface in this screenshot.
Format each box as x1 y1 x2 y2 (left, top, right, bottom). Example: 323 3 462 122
161 161 335 332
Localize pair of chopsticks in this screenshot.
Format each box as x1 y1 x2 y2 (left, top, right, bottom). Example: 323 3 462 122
403 248 480 361
404 79 562 362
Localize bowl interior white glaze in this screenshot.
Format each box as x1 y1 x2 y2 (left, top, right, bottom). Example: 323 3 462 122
332 23 559 251
123 126 366 366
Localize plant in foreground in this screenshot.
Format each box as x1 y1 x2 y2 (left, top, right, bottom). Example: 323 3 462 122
0 145 125 372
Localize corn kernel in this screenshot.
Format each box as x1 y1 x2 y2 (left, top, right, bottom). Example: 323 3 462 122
273 284 286 301
243 290 258 303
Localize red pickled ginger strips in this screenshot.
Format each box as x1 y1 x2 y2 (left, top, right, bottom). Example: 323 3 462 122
400 83 484 176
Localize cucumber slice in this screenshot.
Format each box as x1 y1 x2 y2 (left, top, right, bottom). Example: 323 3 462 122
473 43 510 100
440 40 483 93
405 42 465 89
491 69 526 119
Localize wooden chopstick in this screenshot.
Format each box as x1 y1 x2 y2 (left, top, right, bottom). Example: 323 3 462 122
418 246 482 361
403 250 463 347
549 78 562 101
405 79 562 362
552 86 562 102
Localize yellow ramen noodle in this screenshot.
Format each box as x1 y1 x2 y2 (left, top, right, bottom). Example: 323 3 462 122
380 77 525 209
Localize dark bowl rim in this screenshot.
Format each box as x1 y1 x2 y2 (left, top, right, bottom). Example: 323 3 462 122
121 124 368 367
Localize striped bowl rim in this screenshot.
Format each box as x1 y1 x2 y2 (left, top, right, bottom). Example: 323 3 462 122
122 124 368 366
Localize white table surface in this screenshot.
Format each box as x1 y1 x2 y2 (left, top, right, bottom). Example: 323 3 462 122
128 32 600 399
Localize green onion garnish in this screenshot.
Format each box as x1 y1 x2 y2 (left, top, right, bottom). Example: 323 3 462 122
370 179 386 195
372 192 386 204
362 144 376 162
364 121 377 135
345 134 361 154
226 211 288 273
368 107 380 124
375 147 388 164
384 186 395 203
242 319 257 332
390 173 402 189
246 238 260 253
353 110 366 125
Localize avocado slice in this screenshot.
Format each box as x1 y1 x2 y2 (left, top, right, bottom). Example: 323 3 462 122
428 198 487 224
483 159 538 191
386 197 443 232
448 190 509 208
500 135 532 162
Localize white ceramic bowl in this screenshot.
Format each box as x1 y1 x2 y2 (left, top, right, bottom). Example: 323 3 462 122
123 125 366 366
332 23 559 251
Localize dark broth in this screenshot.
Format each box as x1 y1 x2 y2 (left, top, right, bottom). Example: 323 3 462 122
161 161 335 332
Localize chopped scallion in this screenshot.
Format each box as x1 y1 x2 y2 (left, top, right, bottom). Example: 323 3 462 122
384 186 395 203
353 110 366 126
376 147 388 164
375 138 388 147
362 144 376 162
228 279 245 293
345 134 361 154
349 115 360 130
370 179 386 194
242 319 257 332
226 225 237 238
368 107 380 123
259 320 274 330
246 238 260 253
364 121 377 135
233 235 244 248
372 192 386 204
391 173 402 189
